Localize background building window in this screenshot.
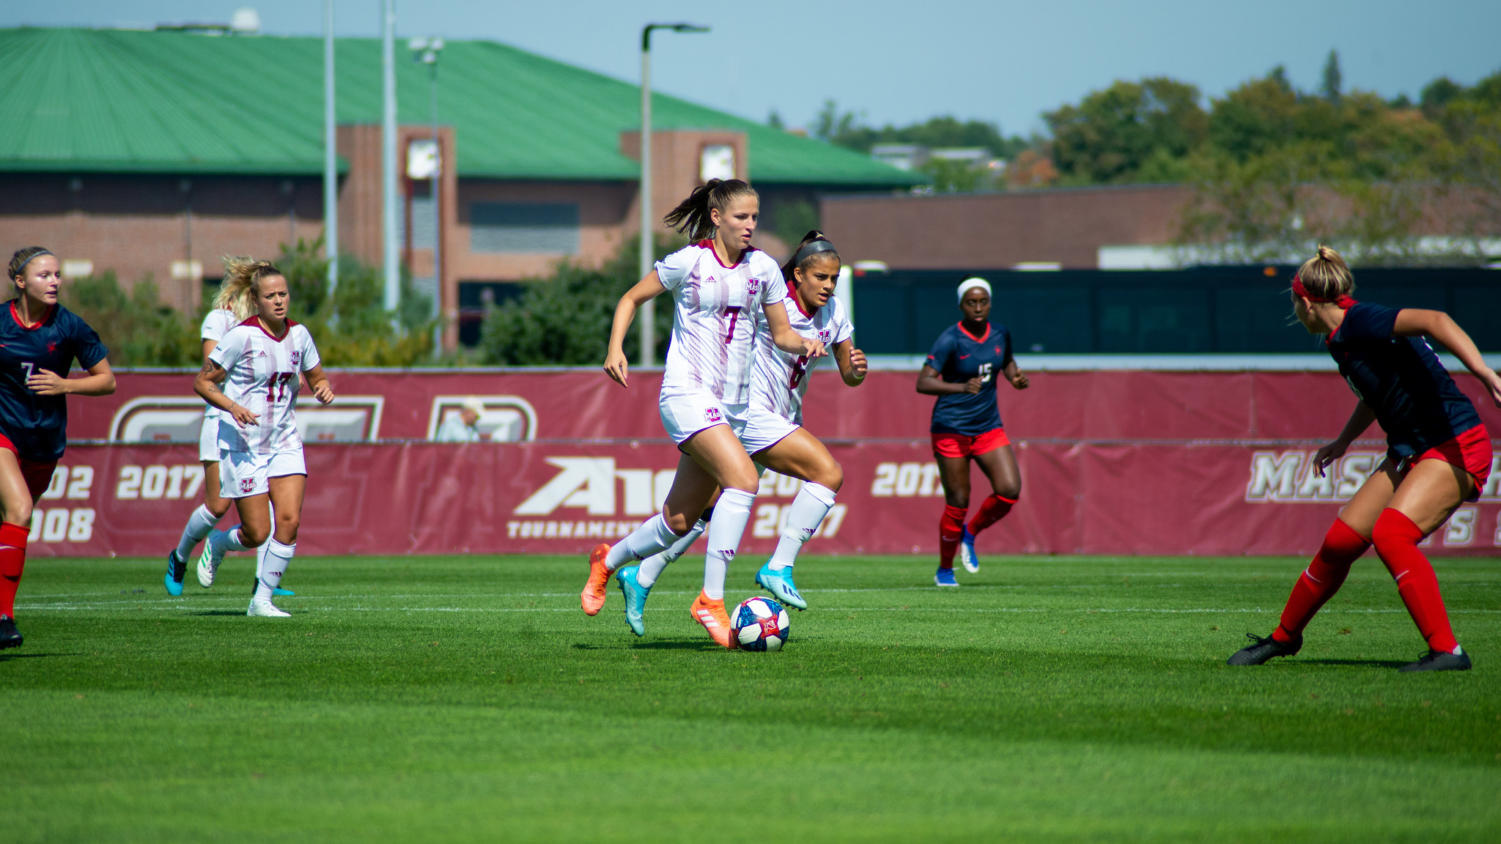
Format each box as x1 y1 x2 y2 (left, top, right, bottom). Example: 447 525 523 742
470 202 580 254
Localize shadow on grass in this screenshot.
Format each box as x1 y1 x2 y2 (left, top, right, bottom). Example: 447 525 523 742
190 610 249 617
1299 658 1408 669
573 640 725 652
1 651 81 661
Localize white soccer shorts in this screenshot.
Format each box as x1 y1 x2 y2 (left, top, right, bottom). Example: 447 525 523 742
218 448 307 499
739 406 799 455
658 389 748 446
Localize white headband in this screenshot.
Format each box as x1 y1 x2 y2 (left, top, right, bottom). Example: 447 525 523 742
956 277 991 302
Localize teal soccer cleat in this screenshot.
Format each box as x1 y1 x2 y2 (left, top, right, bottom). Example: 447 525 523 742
754 563 807 610
164 550 186 596
615 565 651 636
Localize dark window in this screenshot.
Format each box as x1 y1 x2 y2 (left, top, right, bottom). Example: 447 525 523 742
470 202 579 254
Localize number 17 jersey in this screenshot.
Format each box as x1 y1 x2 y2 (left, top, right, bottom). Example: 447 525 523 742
208 318 321 454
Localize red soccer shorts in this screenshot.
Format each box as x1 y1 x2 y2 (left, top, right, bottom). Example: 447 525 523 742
932 427 1010 459
0 433 58 500
1413 423 1492 500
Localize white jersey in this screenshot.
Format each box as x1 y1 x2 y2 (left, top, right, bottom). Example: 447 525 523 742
750 293 854 424
209 318 321 454
199 308 238 425
656 241 788 406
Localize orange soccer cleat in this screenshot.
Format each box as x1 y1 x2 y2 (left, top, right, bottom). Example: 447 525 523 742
690 591 737 649
581 543 612 615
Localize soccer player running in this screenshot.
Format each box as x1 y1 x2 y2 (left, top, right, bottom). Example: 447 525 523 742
193 259 334 618
1229 245 1501 672
582 179 825 648
613 231 868 636
163 272 292 599
0 247 116 649
917 277 1029 587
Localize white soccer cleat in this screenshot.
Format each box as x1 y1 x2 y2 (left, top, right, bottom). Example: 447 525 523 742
247 597 291 618
197 533 225 588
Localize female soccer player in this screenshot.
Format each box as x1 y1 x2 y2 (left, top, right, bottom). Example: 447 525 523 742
612 231 867 635
580 179 825 647
917 277 1029 587
0 247 115 649
163 276 290 598
193 259 333 618
1229 245 1500 672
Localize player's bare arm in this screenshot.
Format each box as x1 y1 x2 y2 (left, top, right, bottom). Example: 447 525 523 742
193 360 258 426
1004 360 1028 390
1313 401 1377 476
305 364 335 405
916 365 981 396
28 357 116 396
604 271 667 388
835 340 866 387
1392 308 1501 406
764 301 825 359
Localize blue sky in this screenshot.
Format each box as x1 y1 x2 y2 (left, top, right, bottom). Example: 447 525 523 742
7 1 1500 137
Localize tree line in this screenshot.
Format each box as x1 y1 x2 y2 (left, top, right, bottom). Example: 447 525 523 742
803 53 1501 263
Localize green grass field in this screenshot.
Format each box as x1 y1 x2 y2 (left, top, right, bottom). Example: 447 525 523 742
9 553 1501 842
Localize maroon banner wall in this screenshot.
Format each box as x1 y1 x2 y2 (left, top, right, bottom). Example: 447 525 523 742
32 369 1501 558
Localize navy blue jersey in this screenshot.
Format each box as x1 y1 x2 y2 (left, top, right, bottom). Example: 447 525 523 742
1327 302 1480 459
0 302 108 461
925 321 1014 435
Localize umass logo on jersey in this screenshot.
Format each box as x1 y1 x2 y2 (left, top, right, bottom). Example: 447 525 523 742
290 350 301 368
704 407 722 424
819 329 832 343
240 478 255 493
747 278 760 296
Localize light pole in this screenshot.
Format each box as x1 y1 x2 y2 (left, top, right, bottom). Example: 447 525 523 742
323 0 338 304
638 22 709 367
410 36 444 347
380 0 399 314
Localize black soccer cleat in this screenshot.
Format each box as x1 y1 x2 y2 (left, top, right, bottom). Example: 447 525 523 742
1227 632 1301 666
1399 648 1472 672
0 614 22 650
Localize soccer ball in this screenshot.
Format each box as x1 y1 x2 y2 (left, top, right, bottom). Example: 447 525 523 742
731 596 789 651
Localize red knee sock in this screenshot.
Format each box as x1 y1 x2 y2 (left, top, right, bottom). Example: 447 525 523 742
967 494 1017 536
1371 508 1459 654
0 521 30 618
938 505 966 569
1274 518 1369 643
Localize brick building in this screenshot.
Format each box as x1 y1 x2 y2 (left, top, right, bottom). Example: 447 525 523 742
0 27 920 349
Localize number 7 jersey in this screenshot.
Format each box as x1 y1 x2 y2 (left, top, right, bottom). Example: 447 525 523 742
656 241 789 406
208 318 322 454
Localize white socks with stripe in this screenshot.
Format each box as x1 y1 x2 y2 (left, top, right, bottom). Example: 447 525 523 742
701 489 754 601
637 519 707 588
175 504 219 561
255 538 295 600
768 482 836 570
606 513 682 571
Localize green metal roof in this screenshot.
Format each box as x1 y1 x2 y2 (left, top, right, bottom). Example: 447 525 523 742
0 27 922 187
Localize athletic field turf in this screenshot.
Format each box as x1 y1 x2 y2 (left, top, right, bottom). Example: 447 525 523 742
10 553 1501 842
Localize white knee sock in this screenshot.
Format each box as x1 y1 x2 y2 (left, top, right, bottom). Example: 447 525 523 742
217 526 251 552
255 538 295 600
175 504 220 560
638 519 707 587
768 482 836 570
702 489 754 600
606 513 683 571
